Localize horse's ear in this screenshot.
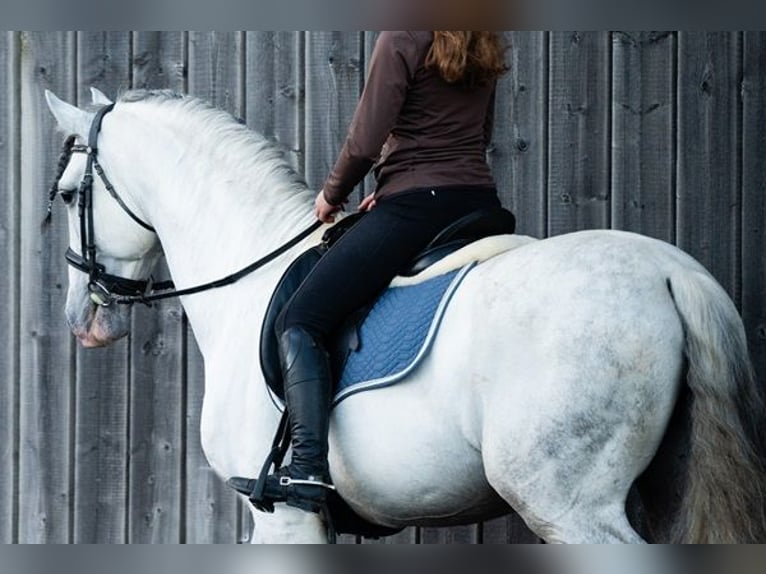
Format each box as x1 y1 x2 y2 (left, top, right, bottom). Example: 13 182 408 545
44 90 93 139
90 87 113 106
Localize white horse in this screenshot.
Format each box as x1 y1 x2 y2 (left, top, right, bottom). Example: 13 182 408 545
45 88 766 543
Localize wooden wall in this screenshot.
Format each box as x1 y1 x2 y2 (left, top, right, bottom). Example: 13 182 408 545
1 31 764 543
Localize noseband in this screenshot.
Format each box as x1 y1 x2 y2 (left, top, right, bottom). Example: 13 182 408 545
52 103 321 307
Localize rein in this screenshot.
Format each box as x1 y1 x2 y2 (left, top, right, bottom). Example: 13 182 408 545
52 103 322 307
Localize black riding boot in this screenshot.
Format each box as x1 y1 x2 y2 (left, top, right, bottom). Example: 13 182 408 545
228 326 334 513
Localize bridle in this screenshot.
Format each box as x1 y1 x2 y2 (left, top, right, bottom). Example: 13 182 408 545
51 103 321 307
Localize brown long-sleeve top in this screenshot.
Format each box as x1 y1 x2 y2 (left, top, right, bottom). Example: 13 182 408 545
322 31 497 205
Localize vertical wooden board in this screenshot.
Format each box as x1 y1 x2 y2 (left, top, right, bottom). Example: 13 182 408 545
0 30 20 544
420 524 480 544
548 31 611 236
481 514 541 544
490 31 547 238
379 527 419 544
128 31 187 544
127 304 185 543
185 30 244 544
189 31 244 117
246 32 304 172
611 32 676 242
741 31 766 383
72 31 132 545
304 32 364 194
132 31 187 90
676 32 742 300
18 31 76 543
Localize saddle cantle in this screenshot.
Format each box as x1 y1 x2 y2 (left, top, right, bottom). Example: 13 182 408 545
259 207 516 401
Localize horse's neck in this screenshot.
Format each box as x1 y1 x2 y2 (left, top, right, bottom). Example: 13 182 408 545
114 106 317 354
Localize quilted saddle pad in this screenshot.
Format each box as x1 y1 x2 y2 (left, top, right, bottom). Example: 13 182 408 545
333 263 475 407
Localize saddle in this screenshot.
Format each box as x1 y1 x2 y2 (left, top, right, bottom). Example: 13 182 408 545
259 207 516 401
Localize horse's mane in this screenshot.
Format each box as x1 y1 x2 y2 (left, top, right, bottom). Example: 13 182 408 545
116 89 313 211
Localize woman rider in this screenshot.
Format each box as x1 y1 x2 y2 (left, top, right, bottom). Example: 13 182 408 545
230 30 509 514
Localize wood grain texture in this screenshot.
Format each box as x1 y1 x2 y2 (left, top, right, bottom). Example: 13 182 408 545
246 32 305 173
548 31 611 235
481 513 542 544
186 30 244 544
611 31 676 242
676 32 742 301
18 31 77 544
491 31 547 238
0 30 20 544
71 31 132 545
741 31 766 385
128 304 185 543
132 31 187 91
304 31 364 194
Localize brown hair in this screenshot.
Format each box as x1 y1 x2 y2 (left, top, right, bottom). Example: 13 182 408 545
426 31 509 86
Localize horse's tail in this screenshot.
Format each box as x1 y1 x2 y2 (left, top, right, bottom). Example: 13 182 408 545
667 270 766 543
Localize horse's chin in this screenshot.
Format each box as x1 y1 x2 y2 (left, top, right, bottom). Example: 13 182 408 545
68 300 130 348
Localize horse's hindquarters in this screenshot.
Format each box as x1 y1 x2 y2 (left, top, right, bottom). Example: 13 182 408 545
431 231 687 541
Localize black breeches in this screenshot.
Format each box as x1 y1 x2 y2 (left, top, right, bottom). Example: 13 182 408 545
274 187 501 343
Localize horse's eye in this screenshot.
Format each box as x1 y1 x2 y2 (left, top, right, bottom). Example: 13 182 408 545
59 189 76 205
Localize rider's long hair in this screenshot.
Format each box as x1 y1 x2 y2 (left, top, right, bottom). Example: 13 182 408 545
426 31 509 86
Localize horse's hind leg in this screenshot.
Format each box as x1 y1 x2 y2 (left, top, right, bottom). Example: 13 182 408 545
480 404 653 544
483 448 645 543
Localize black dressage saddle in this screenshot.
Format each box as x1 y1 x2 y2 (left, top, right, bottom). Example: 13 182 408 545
259 206 516 402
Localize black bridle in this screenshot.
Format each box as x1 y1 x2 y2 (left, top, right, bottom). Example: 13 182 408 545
52 103 321 307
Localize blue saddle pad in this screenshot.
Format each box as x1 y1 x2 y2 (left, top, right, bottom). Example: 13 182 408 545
333 263 475 407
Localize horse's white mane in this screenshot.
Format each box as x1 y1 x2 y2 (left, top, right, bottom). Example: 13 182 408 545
116 89 314 216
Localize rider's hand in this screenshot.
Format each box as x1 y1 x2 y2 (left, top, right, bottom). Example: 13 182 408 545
359 194 377 212
315 190 344 223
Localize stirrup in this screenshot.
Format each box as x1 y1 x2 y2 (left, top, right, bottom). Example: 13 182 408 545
265 468 335 514
278 475 336 490
228 468 335 514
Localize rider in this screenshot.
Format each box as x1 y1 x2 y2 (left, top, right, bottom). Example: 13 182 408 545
230 31 509 514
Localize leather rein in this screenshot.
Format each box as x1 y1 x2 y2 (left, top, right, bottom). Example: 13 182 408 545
53 103 321 307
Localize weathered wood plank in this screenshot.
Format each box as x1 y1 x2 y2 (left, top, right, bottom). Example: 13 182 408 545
18 30 77 544
741 31 766 384
186 30 244 544
127 304 185 543
611 31 676 242
132 31 187 91
676 32 742 300
548 31 611 235
189 32 244 118
304 31 364 196
71 31 132 545
491 31 547 238
246 31 305 173
481 513 541 544
128 31 187 544
0 30 20 545
421 524 480 544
